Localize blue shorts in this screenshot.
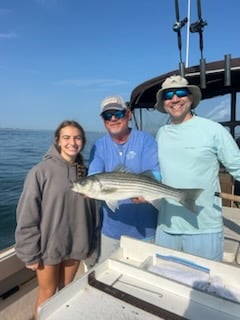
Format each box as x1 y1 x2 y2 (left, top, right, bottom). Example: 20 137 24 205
155 229 224 261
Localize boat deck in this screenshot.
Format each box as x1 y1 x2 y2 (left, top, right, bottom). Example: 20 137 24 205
38 236 240 320
0 263 86 320
0 206 240 320
223 206 240 264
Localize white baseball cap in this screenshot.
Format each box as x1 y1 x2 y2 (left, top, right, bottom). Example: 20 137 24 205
100 95 128 114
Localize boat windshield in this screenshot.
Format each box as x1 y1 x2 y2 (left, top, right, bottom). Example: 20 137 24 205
132 92 240 139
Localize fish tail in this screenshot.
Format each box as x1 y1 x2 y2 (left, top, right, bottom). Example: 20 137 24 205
179 188 203 214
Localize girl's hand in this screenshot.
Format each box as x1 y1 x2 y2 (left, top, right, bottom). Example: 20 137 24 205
131 196 146 203
25 262 39 271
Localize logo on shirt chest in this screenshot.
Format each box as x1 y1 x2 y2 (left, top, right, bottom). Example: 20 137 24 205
126 151 136 160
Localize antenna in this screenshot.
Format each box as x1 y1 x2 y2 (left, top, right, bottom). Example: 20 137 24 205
173 0 188 77
190 0 207 88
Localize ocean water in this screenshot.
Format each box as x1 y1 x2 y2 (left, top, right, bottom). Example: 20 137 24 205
0 128 103 251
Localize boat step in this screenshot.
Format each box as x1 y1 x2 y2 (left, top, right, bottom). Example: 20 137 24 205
223 238 239 263
237 247 240 264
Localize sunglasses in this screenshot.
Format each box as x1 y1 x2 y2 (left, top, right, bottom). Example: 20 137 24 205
162 88 190 100
101 109 126 121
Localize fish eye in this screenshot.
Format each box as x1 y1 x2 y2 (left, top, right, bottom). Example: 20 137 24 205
79 179 87 186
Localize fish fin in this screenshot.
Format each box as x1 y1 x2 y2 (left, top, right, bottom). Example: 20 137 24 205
179 188 203 214
106 200 119 212
113 165 130 173
115 166 156 180
114 166 158 182
140 170 158 180
113 166 159 182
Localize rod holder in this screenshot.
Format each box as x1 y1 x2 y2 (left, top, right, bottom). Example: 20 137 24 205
179 62 185 77
200 58 206 89
224 54 231 86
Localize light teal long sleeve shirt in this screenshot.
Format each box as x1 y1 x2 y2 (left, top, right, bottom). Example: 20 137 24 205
156 116 240 234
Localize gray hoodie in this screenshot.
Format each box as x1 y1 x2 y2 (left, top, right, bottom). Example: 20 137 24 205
15 145 99 265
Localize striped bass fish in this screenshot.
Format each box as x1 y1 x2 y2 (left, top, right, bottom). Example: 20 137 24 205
72 171 203 213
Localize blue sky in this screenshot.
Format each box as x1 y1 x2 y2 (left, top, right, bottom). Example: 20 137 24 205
0 0 239 132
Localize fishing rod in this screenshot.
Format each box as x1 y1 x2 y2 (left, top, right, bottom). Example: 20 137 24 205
190 0 207 88
173 0 188 77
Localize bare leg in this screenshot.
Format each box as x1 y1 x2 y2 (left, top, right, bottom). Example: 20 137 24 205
34 264 60 319
59 259 80 289
34 260 80 319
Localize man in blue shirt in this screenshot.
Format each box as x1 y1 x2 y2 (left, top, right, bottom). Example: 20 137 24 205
154 75 240 261
88 95 160 263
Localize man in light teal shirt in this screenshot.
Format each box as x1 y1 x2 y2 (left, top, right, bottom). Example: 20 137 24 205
154 75 240 261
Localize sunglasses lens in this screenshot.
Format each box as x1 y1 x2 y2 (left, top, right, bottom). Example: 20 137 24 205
102 110 126 121
162 91 174 100
176 89 189 97
102 112 112 120
162 88 189 100
114 110 126 119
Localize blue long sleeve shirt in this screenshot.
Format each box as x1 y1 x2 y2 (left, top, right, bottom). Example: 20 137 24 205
88 129 160 240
